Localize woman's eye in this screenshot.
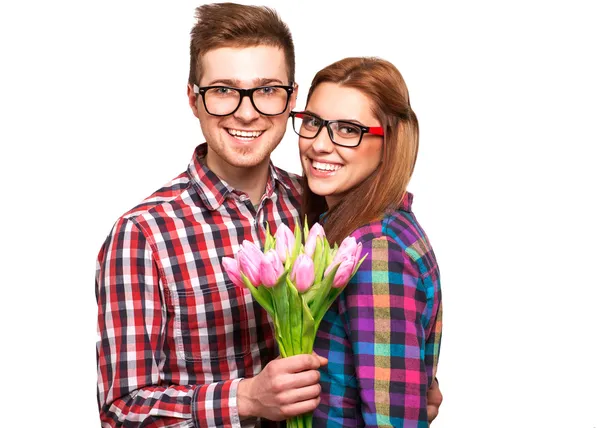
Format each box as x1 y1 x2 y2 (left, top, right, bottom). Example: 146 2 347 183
305 118 320 127
340 125 359 135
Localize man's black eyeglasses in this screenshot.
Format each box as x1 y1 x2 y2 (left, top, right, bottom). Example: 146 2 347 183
193 84 295 116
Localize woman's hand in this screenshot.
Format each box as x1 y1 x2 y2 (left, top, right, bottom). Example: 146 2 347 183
427 378 443 423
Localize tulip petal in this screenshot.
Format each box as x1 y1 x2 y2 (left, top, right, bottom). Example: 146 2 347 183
275 224 295 262
332 258 354 288
292 254 315 292
222 256 244 288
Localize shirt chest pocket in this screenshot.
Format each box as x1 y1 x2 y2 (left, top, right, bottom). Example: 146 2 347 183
168 280 252 362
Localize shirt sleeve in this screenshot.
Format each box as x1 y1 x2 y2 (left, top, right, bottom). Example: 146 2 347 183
96 217 242 427
343 236 430 428
425 300 442 382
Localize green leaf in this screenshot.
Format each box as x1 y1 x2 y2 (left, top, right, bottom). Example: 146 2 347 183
352 253 369 276
313 236 326 281
272 312 288 358
303 215 309 242
291 219 303 264
313 278 349 333
325 285 345 311
286 277 303 355
331 242 339 259
324 237 335 267
310 261 353 331
301 294 315 354
272 274 292 357
302 279 322 307
308 263 339 317
241 273 274 315
264 223 274 252
258 287 275 315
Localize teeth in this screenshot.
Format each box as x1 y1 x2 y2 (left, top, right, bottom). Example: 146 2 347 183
312 161 342 171
227 129 263 138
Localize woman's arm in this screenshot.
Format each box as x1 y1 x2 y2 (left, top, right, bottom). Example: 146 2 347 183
344 236 431 427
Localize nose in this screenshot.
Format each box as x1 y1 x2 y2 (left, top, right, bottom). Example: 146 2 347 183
233 94 260 122
311 126 335 154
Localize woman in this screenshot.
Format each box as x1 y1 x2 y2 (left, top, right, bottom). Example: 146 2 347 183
291 57 442 427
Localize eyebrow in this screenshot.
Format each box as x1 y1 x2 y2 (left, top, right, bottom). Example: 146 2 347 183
206 78 286 87
304 110 366 126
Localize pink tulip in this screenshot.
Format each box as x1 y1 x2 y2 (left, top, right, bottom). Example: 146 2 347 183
275 224 296 262
260 249 284 287
332 258 354 288
242 240 264 260
222 256 244 288
325 237 363 277
304 223 325 257
337 237 362 263
238 240 264 286
291 254 315 292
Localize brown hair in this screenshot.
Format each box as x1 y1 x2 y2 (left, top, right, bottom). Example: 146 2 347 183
189 3 295 85
302 57 419 244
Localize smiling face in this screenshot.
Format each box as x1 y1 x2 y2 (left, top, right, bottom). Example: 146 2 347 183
299 82 384 207
188 45 296 176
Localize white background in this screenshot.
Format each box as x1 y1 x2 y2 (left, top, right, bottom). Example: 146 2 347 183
1 1 599 426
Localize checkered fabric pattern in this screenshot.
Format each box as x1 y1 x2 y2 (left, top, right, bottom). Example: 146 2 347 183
313 193 442 427
96 144 300 427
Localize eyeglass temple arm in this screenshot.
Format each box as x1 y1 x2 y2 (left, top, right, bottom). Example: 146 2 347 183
368 126 384 136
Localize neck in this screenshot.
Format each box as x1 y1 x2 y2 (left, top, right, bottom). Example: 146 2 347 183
205 148 270 205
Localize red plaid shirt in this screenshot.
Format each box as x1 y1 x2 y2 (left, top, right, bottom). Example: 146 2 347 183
96 144 301 427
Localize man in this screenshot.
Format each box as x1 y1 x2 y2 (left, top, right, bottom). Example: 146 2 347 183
96 3 442 427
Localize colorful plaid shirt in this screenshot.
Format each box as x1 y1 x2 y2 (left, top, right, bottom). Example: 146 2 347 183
313 194 442 427
96 144 301 427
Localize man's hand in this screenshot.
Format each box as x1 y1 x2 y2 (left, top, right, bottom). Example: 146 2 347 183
427 378 443 423
237 353 328 421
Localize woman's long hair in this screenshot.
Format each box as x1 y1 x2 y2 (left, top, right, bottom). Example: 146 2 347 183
301 57 419 244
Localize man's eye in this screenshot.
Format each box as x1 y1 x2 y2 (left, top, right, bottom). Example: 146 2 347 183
260 87 274 95
207 87 235 96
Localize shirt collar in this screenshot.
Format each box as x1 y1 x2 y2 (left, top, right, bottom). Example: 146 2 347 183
319 191 414 224
399 191 413 212
187 143 291 211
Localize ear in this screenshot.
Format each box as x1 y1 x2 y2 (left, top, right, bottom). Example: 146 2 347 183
187 83 200 118
289 82 299 111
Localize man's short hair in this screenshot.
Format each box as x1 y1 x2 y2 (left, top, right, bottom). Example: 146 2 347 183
189 3 295 85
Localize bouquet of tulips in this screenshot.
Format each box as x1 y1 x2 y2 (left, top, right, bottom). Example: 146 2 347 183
222 220 366 428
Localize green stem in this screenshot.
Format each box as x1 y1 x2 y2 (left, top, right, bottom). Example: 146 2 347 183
304 412 313 428
287 414 308 428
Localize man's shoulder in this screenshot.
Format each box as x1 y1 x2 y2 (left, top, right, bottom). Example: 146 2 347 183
97 170 198 261
121 171 192 221
273 165 302 195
